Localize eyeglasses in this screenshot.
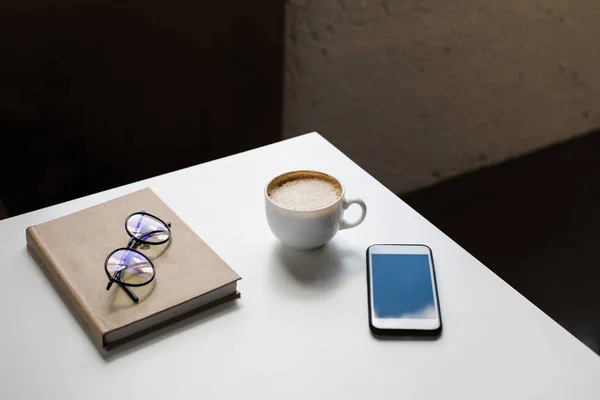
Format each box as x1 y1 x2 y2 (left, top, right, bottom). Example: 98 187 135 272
104 211 172 303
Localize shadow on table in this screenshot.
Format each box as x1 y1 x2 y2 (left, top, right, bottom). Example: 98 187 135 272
370 331 442 342
100 298 241 362
273 241 362 288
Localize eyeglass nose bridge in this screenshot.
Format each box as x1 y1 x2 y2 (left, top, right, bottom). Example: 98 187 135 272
127 236 151 250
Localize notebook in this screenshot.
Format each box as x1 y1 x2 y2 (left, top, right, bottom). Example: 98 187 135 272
26 188 241 350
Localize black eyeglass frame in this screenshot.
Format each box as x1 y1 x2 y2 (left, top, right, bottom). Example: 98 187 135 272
104 211 172 303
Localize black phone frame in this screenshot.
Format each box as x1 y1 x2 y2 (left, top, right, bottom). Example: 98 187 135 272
366 243 443 338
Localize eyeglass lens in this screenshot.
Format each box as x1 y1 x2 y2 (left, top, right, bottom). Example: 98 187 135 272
126 213 170 243
106 249 154 285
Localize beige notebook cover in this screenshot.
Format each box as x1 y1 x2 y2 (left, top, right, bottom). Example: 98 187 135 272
26 188 241 350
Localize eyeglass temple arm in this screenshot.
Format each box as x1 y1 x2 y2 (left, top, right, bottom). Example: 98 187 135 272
106 270 139 303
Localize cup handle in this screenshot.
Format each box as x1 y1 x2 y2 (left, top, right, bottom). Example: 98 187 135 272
340 197 367 230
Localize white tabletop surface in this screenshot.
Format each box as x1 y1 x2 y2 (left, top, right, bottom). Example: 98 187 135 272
1 132 599 399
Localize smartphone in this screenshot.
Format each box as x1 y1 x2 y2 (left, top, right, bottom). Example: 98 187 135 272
366 244 442 337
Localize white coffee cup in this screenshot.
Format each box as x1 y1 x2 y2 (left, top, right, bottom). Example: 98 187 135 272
265 170 367 250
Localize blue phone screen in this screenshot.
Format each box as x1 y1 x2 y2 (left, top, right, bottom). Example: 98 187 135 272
371 254 436 319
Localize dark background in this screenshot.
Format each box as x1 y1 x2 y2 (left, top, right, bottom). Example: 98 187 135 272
403 130 600 355
0 1 283 216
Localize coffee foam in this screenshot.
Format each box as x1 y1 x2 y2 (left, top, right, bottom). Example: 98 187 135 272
268 172 342 211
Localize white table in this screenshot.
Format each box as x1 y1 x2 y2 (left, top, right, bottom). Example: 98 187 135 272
1 132 598 399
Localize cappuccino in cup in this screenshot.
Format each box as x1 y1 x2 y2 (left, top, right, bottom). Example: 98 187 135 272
267 172 342 211
265 171 367 250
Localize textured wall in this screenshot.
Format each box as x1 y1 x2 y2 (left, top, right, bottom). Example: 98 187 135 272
283 0 600 193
